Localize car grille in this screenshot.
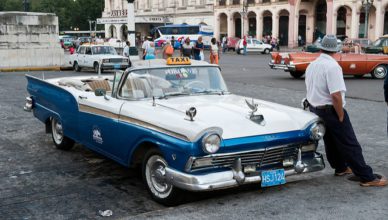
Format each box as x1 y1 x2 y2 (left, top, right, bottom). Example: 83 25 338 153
190 145 298 171
110 58 124 63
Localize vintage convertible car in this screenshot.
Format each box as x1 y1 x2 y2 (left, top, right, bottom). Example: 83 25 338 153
24 58 325 205
269 52 388 79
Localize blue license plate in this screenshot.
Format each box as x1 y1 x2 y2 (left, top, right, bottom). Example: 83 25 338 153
261 169 286 187
114 63 121 69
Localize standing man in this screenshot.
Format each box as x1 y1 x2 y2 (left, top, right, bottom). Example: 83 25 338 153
123 41 131 67
243 36 247 56
222 35 227 53
141 36 151 60
305 35 386 187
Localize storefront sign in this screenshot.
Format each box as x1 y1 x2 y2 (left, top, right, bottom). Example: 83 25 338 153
135 16 171 24
97 18 128 24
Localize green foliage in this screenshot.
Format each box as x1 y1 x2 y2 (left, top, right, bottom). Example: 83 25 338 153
1 0 105 31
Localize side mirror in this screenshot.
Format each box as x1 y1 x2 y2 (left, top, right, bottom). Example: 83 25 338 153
94 88 106 97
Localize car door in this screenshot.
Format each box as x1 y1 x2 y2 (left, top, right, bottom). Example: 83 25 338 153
75 46 86 67
77 86 126 163
339 53 367 75
253 39 263 52
246 39 255 52
84 47 93 67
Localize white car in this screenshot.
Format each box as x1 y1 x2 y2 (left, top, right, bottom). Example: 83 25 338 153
70 45 129 73
236 38 272 54
25 57 325 205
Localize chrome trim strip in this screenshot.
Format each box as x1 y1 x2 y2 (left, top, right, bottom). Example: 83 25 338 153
79 104 119 119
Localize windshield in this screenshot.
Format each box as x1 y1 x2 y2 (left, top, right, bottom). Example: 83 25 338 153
373 39 382 46
92 46 117 55
118 66 228 100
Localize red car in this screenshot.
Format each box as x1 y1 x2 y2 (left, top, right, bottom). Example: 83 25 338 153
269 52 388 79
226 37 240 51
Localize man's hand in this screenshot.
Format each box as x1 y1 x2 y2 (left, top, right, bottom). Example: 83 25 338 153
331 91 344 122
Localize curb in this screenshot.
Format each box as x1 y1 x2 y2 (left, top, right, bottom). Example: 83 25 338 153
0 66 62 72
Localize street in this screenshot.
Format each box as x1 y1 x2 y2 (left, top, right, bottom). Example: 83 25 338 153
0 53 387 220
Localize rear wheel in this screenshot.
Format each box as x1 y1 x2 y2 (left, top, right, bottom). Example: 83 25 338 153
94 62 100 73
142 148 183 206
73 62 81 72
263 49 270 54
371 65 387 79
290 71 305 79
51 118 74 151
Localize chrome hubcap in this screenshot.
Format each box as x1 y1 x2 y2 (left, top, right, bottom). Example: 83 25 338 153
145 155 172 199
375 66 387 78
52 119 63 144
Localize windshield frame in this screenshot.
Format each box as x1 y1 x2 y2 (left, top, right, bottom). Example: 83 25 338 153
115 65 228 101
91 46 118 55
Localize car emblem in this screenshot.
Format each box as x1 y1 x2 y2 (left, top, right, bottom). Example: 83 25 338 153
185 107 197 121
245 99 265 126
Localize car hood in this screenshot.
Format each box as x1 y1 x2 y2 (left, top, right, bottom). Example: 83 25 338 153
121 94 319 141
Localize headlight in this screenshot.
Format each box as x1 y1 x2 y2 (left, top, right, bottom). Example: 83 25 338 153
310 122 325 140
123 59 128 62
102 59 109 63
202 134 221 154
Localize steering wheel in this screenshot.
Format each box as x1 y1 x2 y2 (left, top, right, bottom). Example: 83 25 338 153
184 81 207 91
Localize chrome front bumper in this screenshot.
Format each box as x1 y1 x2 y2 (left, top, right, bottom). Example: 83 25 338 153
165 152 325 191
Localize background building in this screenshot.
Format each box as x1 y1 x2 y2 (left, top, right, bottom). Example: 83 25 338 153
101 0 215 43
214 0 388 47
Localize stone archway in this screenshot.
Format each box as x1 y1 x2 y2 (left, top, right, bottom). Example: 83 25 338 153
120 24 128 41
262 10 272 37
298 9 308 46
278 9 289 46
314 0 327 40
336 6 352 39
219 13 228 38
233 12 242 38
247 11 257 37
109 25 117 39
384 5 388 35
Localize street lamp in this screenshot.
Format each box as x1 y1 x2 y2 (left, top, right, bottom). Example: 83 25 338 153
88 20 97 37
362 0 374 39
240 0 249 38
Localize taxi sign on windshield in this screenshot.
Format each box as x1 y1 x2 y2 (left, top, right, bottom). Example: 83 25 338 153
166 57 191 65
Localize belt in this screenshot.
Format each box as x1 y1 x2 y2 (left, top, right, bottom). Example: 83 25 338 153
310 104 333 110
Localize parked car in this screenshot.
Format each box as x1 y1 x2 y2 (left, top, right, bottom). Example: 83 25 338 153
226 37 240 51
70 45 129 73
269 51 388 79
59 35 74 49
364 35 388 54
24 57 325 205
235 38 272 54
304 38 342 53
78 37 92 45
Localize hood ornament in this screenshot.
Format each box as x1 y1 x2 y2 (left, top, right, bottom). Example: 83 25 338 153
245 99 265 126
185 107 197 121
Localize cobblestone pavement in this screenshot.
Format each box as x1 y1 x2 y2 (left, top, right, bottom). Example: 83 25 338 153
0 53 387 220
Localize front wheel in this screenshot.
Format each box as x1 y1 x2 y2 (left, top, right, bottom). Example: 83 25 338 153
263 48 270 54
73 62 81 72
94 62 100 73
290 71 305 79
371 65 387 79
142 148 183 206
51 118 74 150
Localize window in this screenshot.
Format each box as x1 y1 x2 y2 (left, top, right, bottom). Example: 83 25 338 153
181 0 188 7
219 0 226 6
262 0 270 3
78 46 86 54
85 47 92 55
232 0 240 5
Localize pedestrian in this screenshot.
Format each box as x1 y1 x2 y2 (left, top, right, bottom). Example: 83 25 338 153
162 40 174 59
141 36 151 60
298 35 302 47
181 37 193 58
69 45 75 55
305 35 387 187
243 36 247 56
171 36 176 49
123 41 132 67
210 37 219 64
222 35 228 53
144 42 156 60
385 73 388 135
193 36 204 61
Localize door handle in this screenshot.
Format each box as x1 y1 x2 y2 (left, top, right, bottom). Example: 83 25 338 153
79 95 87 99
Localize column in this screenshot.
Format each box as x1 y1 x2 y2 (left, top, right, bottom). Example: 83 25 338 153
375 1 383 40
243 15 249 36
326 0 334 34
333 12 337 35
227 14 234 37
127 0 138 59
256 13 263 40
351 5 359 38
272 14 279 38
289 4 296 48
215 13 221 40
306 15 314 43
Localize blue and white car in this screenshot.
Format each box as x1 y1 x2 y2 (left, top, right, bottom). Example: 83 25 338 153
24 58 325 205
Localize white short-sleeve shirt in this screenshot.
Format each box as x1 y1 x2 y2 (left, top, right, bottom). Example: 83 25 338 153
305 53 347 107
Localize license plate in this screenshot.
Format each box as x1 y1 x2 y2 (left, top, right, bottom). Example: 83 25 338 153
113 63 121 69
261 169 286 187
